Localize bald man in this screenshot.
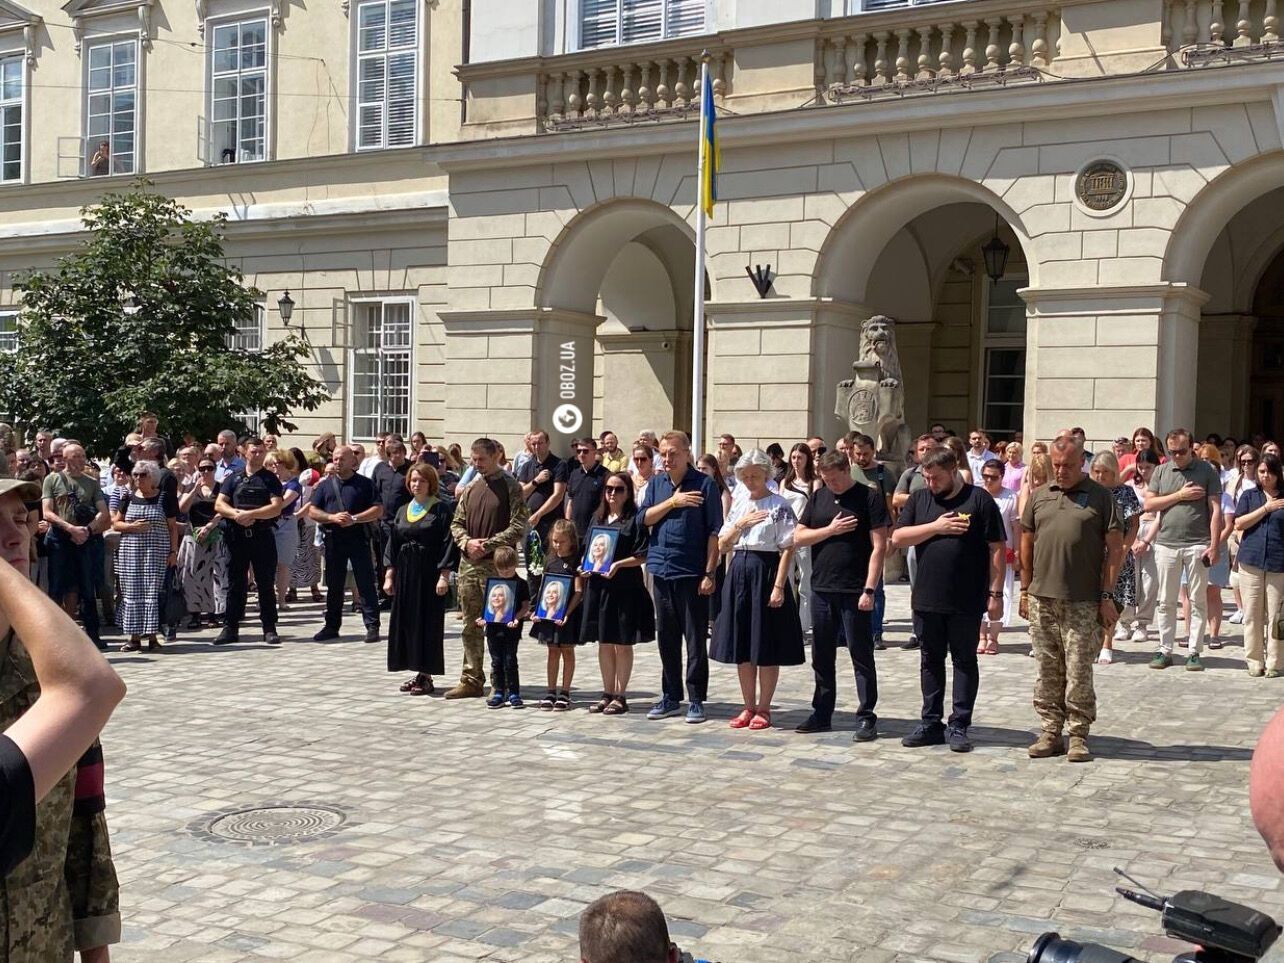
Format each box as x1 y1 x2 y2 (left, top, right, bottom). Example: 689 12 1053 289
1252 706 1284 871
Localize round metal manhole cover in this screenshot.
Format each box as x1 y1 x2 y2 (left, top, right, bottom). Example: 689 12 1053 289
189 803 350 847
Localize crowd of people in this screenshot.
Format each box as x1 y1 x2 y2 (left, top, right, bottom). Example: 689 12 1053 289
2 413 1281 767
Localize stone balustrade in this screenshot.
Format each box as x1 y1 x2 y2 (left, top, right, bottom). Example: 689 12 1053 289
539 46 732 131
1166 0 1282 56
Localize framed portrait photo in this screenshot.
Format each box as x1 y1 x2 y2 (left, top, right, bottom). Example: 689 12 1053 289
582 526 619 575
482 577 518 624
535 573 574 622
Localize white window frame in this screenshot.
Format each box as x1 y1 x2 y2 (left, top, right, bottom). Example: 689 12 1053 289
206 11 271 165
228 301 265 352
83 35 141 177
347 296 414 442
0 52 24 185
0 310 17 353
351 0 422 152
976 275 1028 441
574 0 710 51
854 0 958 12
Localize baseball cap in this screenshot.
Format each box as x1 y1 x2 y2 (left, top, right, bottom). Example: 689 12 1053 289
0 468 41 504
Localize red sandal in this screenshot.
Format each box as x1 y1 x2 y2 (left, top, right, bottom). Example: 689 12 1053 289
749 711 772 731
729 708 754 729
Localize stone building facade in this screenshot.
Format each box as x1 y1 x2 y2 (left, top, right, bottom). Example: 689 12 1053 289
2 0 1283 454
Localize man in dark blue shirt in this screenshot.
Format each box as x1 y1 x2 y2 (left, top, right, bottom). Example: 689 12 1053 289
639 431 723 724
306 446 384 642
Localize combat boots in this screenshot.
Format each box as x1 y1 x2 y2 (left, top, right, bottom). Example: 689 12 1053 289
1028 732 1066 758
444 681 484 700
1067 736 1093 763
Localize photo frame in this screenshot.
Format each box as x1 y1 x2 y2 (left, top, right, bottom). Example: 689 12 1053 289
535 573 574 622
482 577 518 624
582 526 619 575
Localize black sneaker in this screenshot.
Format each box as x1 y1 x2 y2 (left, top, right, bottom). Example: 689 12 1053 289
873 636 886 651
263 631 281 646
313 627 340 642
901 723 945 748
947 725 973 753
164 624 178 643
901 636 920 650
853 718 878 742
213 627 239 646
91 637 108 652
794 715 832 734
364 627 380 644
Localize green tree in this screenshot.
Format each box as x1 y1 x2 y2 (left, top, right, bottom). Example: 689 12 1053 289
0 182 329 453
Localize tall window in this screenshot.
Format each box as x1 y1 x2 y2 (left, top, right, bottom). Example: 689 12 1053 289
980 279 1027 440
210 18 267 164
228 303 265 352
0 311 17 353
580 0 706 49
350 299 412 439
0 55 21 183
85 39 138 176
355 0 418 150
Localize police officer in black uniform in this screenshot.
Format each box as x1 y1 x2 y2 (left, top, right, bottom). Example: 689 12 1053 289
213 438 284 645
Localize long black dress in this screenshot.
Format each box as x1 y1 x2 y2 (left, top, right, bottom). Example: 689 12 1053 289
580 514 655 645
385 499 458 674
529 553 584 646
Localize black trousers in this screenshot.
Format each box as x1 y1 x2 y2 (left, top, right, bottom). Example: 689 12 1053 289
49 536 101 643
654 575 709 703
375 520 393 601
810 591 877 724
323 534 379 631
225 526 278 632
487 637 521 693
917 611 981 729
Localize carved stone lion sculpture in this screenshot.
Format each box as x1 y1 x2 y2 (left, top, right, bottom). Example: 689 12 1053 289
835 314 912 468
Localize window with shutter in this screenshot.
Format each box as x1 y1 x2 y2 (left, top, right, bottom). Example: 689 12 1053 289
578 0 705 50
209 18 268 164
0 311 16 353
85 39 138 176
0 56 21 183
355 0 419 150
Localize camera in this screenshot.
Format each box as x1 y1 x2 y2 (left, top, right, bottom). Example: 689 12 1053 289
1029 870 1280 963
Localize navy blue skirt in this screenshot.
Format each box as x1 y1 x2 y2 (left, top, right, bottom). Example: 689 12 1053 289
711 550 805 667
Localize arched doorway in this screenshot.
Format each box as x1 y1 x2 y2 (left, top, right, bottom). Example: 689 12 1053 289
1250 246 1284 441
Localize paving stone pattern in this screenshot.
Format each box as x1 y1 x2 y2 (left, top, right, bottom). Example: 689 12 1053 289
100 587 1284 962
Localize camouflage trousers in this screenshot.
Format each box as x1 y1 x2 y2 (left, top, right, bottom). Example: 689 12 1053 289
457 561 496 688
1029 596 1100 738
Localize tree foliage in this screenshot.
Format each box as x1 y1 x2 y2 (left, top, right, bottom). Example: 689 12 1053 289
0 182 329 453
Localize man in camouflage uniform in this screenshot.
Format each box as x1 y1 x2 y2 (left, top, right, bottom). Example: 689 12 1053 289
0 470 120 961
447 438 528 699
1019 437 1123 764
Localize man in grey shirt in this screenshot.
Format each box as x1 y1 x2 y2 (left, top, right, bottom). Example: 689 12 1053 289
1143 428 1222 671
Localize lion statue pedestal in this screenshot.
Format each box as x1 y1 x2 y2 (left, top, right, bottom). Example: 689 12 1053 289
835 315 912 476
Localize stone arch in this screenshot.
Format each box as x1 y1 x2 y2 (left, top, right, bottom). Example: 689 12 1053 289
812 173 1037 304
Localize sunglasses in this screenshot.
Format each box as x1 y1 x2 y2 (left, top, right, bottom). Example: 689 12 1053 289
576 449 593 455
1241 458 1258 466
199 465 216 471
605 485 627 493
982 474 1002 481
1167 448 1189 457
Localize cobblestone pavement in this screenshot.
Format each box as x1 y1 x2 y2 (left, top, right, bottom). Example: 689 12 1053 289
100 585 1283 963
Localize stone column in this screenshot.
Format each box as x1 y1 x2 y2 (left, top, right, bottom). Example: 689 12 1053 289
596 329 690 444
439 307 602 452
1020 283 1210 447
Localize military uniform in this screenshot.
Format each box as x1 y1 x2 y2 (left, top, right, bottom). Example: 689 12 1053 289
0 632 120 961
450 473 528 690
1027 596 1100 737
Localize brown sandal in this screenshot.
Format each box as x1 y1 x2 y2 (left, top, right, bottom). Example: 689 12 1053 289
602 696 629 715
408 677 434 696
588 693 613 714
399 676 421 692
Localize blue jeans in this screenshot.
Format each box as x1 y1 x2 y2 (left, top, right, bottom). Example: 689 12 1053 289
871 580 886 639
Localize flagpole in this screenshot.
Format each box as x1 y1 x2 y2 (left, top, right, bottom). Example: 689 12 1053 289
691 51 710 459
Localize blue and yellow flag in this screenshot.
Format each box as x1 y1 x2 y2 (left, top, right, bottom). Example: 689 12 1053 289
699 67 719 218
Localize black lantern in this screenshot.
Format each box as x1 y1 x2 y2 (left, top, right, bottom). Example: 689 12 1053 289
278 290 296 328
981 214 1010 284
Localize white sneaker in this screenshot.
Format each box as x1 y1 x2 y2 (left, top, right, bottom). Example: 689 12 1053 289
1097 648 1114 665
1112 624 1129 642
1228 611 1245 625
1130 627 1148 643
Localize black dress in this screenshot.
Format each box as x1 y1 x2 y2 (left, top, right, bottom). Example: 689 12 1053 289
529 554 583 646
579 514 655 645
385 499 458 675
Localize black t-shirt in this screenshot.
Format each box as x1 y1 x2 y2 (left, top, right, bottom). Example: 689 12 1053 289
800 483 891 594
157 468 180 518
897 483 1006 616
517 454 567 518
373 461 411 520
310 473 377 541
0 733 35 878
565 464 608 536
220 468 284 529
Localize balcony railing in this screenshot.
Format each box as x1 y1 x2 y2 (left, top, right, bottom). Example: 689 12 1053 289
1167 0 1284 64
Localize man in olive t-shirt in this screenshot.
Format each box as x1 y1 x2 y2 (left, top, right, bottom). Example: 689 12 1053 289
1142 428 1223 670
1019 438 1123 763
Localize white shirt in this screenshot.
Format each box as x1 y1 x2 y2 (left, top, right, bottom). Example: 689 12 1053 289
729 477 779 511
720 491 797 552
1224 472 1256 517
357 455 383 479
987 486 1019 550
967 449 999 479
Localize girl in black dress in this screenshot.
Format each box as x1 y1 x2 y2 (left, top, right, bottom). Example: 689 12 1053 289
530 519 585 711
580 473 655 716
383 463 458 695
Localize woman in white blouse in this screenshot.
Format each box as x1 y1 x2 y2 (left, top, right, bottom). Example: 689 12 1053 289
710 450 806 731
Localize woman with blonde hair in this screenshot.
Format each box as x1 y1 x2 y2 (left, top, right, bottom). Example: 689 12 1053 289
1001 442 1025 493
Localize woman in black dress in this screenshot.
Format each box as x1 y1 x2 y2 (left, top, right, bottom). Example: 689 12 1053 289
580 473 654 716
383 462 458 695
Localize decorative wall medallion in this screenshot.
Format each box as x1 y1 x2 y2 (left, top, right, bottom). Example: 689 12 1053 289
1076 160 1128 212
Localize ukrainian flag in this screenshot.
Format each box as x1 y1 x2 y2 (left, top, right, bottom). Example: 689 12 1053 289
699 67 719 218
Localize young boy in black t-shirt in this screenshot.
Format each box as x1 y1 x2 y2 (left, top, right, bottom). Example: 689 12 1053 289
475 547 531 708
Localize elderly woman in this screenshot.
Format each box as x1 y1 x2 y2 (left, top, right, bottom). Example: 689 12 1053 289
267 450 303 608
1090 452 1141 664
289 446 324 603
383 462 458 695
112 460 179 652
712 450 803 730
177 453 224 626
